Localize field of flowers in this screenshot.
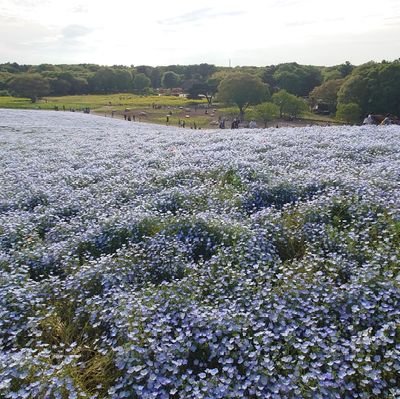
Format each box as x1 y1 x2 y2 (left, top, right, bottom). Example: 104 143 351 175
0 109 399 398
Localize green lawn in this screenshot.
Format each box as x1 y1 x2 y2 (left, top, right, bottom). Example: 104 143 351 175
0 94 338 127
0 94 205 111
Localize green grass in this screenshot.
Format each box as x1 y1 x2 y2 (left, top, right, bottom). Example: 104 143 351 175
0 94 339 128
0 94 205 111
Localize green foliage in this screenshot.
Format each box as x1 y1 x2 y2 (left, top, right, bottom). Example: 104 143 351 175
309 79 344 113
219 106 240 119
187 81 218 105
272 89 307 118
273 63 322 96
336 102 362 124
0 71 13 91
322 69 343 82
253 102 279 127
218 73 269 120
161 71 181 89
8 73 50 102
321 61 354 82
337 61 400 116
133 73 151 92
89 67 117 93
0 60 398 118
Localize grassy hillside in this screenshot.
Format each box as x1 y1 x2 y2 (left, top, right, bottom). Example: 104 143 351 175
0 94 338 128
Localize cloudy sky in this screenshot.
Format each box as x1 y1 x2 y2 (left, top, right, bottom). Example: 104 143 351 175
1 0 399 67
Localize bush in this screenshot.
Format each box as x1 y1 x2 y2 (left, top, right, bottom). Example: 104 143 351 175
336 102 362 124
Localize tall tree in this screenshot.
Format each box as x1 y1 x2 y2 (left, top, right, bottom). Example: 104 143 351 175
218 73 269 121
8 73 50 102
337 61 400 116
161 71 181 89
133 73 151 93
114 70 133 92
89 67 117 93
187 80 218 105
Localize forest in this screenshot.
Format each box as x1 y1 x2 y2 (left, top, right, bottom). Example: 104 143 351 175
1 59 400 119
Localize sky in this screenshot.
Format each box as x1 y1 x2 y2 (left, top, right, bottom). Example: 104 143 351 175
1 0 400 67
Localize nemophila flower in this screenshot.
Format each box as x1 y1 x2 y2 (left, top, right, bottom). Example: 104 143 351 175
0 110 399 398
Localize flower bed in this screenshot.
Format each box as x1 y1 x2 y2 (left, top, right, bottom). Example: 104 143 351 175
0 109 399 398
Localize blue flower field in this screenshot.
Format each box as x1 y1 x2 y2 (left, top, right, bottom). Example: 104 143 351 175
0 109 399 398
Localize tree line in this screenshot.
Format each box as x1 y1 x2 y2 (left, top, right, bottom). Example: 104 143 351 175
1 59 400 122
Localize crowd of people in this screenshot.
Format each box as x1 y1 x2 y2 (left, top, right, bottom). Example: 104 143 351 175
363 113 400 125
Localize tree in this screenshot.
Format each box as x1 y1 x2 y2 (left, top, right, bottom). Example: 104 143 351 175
49 78 71 96
89 67 117 93
114 70 133 92
150 68 161 88
309 79 344 113
337 61 354 78
161 71 181 89
337 61 400 116
187 81 218 105
133 73 151 93
336 103 361 124
261 65 278 91
322 69 343 82
0 72 13 91
253 102 279 127
218 73 270 121
273 63 322 96
8 73 50 102
272 89 307 118
198 63 217 80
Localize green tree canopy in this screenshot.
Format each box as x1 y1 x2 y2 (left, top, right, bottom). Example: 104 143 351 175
309 79 344 113
89 67 117 93
272 89 307 118
114 70 133 92
336 103 361 124
187 80 218 105
337 61 400 116
218 73 270 121
0 72 13 91
8 73 50 102
273 63 322 96
253 102 280 127
161 71 181 89
133 73 151 92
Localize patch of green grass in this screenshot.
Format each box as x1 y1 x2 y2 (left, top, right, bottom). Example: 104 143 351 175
0 94 206 111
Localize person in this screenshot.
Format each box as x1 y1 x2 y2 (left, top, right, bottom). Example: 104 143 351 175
249 120 257 128
380 114 392 125
166 115 169 125
363 114 374 125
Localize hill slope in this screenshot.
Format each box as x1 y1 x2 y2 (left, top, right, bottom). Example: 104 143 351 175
1 110 399 398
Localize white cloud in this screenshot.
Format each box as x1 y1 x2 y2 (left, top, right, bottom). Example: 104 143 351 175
0 0 399 66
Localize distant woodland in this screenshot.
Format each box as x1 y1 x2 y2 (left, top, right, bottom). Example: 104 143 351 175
1 59 400 117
